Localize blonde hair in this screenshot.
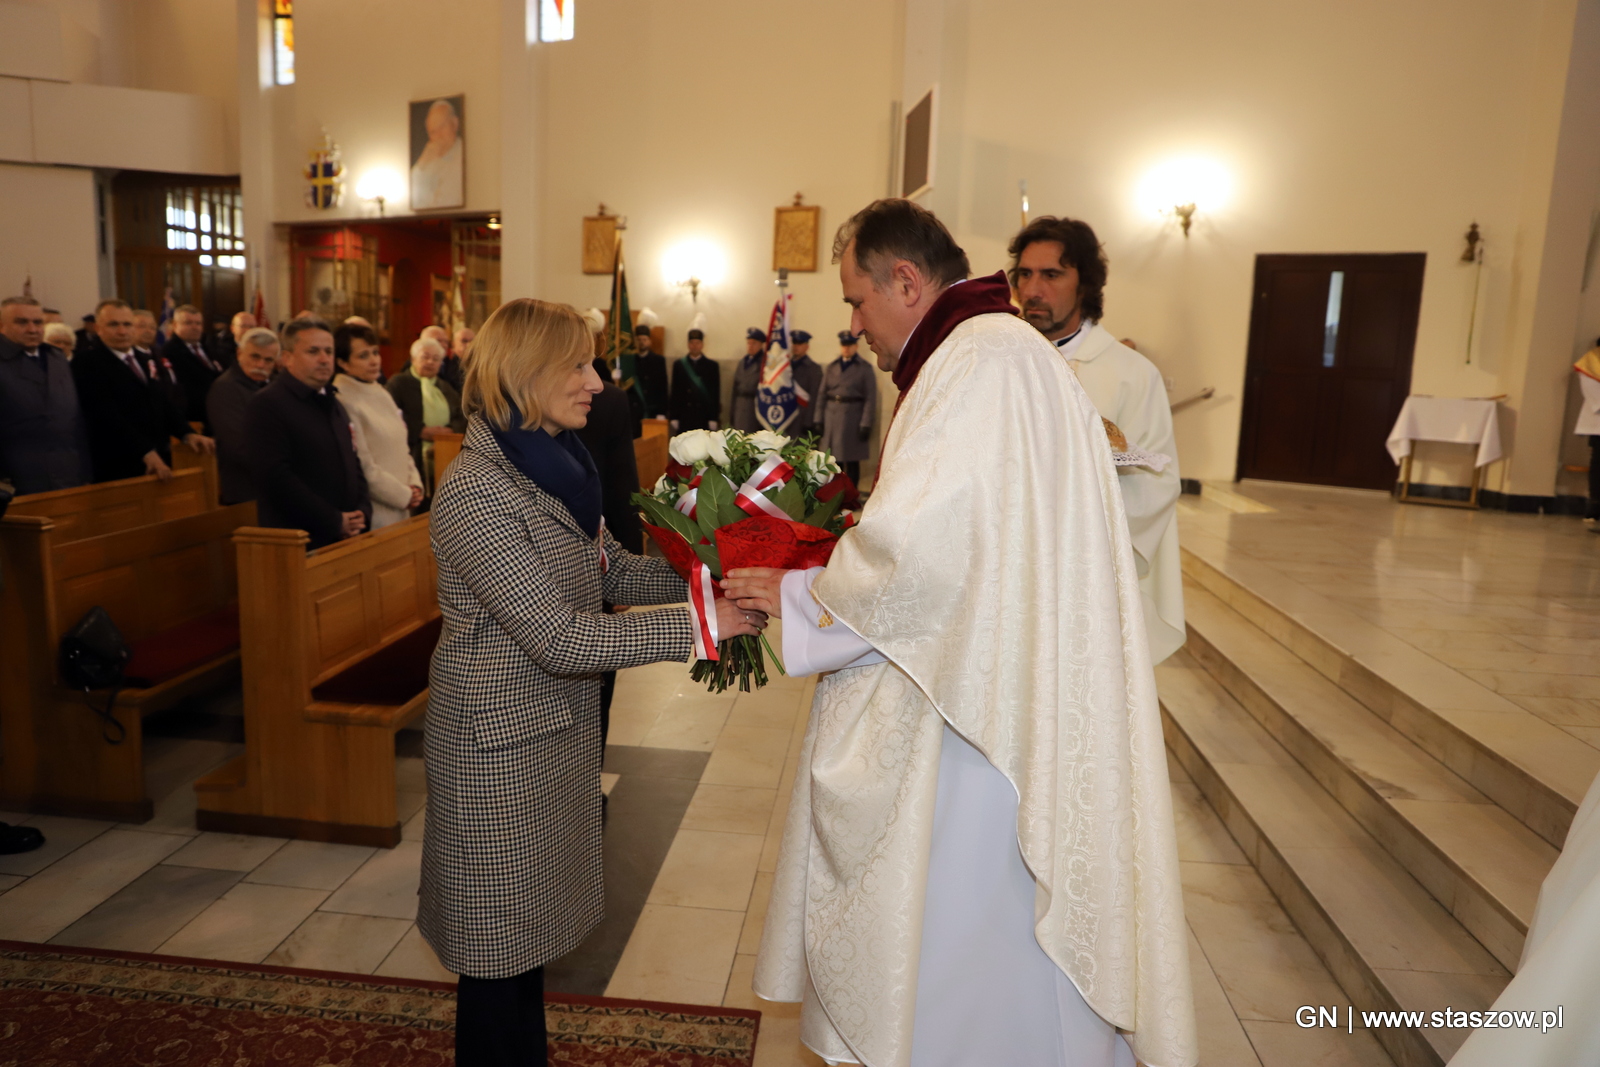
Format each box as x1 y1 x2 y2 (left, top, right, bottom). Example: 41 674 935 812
463 298 592 431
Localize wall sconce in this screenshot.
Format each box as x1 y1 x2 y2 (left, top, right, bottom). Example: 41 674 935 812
662 239 726 304
1137 157 1231 238
356 168 405 217
487 214 502 231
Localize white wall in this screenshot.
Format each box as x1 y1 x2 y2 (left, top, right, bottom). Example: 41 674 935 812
913 0 1600 490
0 161 99 314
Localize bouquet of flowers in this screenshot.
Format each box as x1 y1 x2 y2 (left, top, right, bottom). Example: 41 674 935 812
633 428 853 692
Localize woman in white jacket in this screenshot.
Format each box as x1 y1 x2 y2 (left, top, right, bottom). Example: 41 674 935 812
334 323 424 528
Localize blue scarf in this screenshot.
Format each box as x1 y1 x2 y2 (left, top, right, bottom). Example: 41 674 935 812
489 407 603 538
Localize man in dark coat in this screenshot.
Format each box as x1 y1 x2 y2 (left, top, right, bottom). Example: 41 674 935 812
819 330 878 486
633 323 670 419
72 299 213 482
729 327 766 433
162 304 225 424
669 328 721 433
213 311 256 371
788 330 824 437
207 327 277 505
245 318 371 549
0 296 92 494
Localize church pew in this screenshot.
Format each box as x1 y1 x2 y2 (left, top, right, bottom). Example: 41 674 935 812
634 418 670 490
8 467 215 542
194 515 439 847
170 436 220 506
0 501 256 822
432 431 464 487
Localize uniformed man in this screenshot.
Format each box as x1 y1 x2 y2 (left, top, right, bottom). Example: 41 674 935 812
669 328 721 432
1009 214 1184 665
819 329 877 486
729 327 767 432
788 329 824 437
634 323 670 419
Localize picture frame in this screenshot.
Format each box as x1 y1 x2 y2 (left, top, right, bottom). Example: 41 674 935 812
773 203 821 272
902 87 936 200
583 213 619 274
409 95 466 212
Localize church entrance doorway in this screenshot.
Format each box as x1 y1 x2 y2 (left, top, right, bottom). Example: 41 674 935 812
1235 253 1425 491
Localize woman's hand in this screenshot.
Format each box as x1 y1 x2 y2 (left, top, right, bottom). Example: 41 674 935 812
722 568 788 619
715 596 768 637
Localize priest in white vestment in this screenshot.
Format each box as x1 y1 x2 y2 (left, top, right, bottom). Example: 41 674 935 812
1449 769 1600 1065
1009 218 1185 664
726 199 1196 1067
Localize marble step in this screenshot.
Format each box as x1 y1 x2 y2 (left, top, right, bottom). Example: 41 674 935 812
1181 583 1556 969
1159 651 1510 1067
1180 545 1596 849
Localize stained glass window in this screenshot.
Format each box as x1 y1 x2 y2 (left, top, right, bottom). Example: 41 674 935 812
540 0 574 41
165 187 246 271
273 0 295 85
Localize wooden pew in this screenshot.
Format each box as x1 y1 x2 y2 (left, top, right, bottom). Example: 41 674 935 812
634 418 670 490
432 431 464 488
0 502 256 821
171 438 220 506
195 515 439 847
8 467 215 542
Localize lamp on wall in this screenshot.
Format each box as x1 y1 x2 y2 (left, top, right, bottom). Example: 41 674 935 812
356 168 405 217
662 239 727 304
1136 156 1231 238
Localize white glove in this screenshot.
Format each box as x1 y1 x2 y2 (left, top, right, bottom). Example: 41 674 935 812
670 419 680 432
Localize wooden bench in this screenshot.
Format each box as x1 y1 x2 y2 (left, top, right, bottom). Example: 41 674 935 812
635 418 669 490
194 515 439 847
8 467 215 542
171 437 220 506
0 501 257 822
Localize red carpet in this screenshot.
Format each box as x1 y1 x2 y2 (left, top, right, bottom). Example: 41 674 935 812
0 941 760 1065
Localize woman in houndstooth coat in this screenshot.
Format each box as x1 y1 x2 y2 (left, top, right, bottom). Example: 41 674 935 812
419 299 765 1066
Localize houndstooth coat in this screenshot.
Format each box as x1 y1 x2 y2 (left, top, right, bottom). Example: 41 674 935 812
418 416 690 979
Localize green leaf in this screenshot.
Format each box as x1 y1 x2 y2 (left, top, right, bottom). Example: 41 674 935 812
804 493 843 528
773 479 808 521
635 493 701 545
693 541 721 573
697 469 743 533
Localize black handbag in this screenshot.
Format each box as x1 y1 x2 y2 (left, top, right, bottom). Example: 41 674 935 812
59 606 131 744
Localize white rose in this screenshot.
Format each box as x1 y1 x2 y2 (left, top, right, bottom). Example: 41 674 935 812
669 429 713 466
805 449 841 483
652 474 676 500
748 429 789 455
706 429 733 467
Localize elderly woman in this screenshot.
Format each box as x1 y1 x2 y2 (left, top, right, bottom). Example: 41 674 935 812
386 334 466 495
419 298 763 1064
333 323 423 528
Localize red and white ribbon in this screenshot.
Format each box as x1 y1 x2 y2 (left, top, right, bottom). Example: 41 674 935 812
734 454 794 520
675 486 698 520
687 559 720 660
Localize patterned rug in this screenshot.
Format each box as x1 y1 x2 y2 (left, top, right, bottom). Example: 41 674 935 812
0 940 760 1065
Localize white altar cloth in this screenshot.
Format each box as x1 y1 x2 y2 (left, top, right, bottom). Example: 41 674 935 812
1385 396 1503 467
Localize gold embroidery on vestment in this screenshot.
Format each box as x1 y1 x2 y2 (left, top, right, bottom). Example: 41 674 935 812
811 586 835 628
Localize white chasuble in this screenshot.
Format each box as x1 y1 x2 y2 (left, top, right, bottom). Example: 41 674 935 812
752 311 1197 1067
1058 324 1185 665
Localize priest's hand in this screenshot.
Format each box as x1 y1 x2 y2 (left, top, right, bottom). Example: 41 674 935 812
715 596 768 637
722 568 787 619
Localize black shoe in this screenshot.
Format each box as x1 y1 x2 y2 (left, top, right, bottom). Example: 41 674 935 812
0 823 44 855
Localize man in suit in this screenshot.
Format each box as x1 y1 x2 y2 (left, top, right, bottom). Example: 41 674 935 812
133 309 187 418
633 323 670 419
788 330 825 437
163 304 224 424
213 311 255 370
73 299 212 482
245 317 371 548
207 327 277 505
668 328 720 433
0 296 92 494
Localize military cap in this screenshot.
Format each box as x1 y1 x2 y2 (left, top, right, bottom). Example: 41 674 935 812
838 330 859 345
746 327 767 342
687 328 705 340
791 330 812 344
634 323 652 336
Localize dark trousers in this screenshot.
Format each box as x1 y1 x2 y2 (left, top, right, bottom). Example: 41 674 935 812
843 460 861 487
1589 437 1600 518
456 967 547 1066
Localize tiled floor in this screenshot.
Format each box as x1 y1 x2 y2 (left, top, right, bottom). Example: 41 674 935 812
0 633 1381 1067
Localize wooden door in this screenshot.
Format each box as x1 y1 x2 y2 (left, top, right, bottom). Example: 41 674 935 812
1236 253 1425 490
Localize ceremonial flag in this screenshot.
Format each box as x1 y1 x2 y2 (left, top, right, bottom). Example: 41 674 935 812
756 291 809 433
603 234 643 403
156 287 175 348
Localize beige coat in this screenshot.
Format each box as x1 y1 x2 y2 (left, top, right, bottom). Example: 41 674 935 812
334 373 423 528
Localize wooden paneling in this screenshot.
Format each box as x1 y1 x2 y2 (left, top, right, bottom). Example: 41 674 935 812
9 468 215 541
312 577 367 672
635 419 669 491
